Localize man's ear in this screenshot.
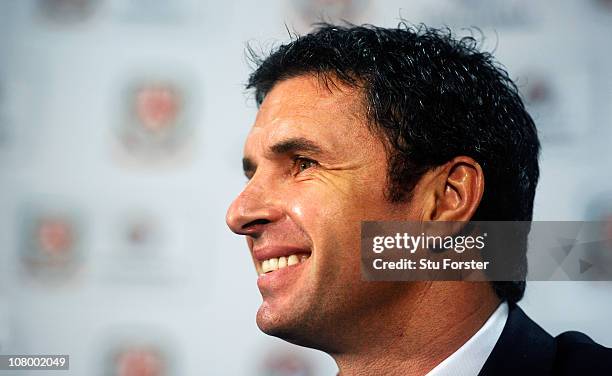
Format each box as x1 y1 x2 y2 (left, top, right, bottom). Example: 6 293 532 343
423 156 484 221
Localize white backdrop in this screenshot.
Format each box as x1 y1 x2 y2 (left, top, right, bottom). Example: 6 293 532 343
1 0 611 375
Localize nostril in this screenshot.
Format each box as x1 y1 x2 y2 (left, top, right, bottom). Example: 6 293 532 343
243 218 270 230
239 218 271 237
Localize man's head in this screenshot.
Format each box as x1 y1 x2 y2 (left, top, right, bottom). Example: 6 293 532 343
226 23 540 350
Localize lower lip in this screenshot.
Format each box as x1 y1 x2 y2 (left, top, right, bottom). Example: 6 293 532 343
256 258 310 291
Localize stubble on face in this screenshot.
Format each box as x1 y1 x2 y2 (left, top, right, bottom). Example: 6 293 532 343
233 75 420 351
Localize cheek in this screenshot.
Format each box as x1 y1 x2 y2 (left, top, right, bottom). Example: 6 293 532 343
289 188 354 226
289 178 388 237
290 188 364 256
286 176 391 253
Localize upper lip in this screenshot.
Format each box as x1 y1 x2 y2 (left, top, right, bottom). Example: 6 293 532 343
252 245 311 262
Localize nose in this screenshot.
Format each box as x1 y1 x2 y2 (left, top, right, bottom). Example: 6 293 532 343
226 180 284 237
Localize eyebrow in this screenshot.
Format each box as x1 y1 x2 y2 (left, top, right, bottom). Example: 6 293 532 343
242 157 256 178
269 137 323 155
242 137 325 178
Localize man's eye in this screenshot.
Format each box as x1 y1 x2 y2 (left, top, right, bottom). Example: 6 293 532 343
294 157 318 173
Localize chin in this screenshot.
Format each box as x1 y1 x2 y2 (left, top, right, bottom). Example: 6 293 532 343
256 303 297 335
256 302 313 347
255 303 337 352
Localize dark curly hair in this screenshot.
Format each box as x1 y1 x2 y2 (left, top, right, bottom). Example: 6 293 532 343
245 22 540 303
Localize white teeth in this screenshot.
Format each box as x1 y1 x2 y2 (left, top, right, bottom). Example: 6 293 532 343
268 258 278 271
260 254 309 274
287 254 299 266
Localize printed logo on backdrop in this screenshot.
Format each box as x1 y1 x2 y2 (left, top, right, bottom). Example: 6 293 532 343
423 0 535 28
115 76 196 166
518 68 591 143
289 0 369 33
36 0 99 24
100 211 178 285
104 342 171 376
18 204 84 282
109 0 195 24
259 349 313 376
99 329 178 376
521 72 558 139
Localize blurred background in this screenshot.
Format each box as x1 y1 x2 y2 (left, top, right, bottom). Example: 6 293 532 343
0 0 611 375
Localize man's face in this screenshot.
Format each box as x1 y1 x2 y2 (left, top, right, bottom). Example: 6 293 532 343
226 75 422 349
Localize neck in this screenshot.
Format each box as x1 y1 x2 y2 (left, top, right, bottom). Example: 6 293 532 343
331 282 500 376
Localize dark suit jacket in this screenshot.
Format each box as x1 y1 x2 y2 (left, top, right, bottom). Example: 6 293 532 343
478 302 612 375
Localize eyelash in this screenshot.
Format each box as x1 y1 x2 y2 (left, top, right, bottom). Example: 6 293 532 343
293 156 318 174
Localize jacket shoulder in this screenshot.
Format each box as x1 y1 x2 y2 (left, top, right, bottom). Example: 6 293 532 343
553 330 612 375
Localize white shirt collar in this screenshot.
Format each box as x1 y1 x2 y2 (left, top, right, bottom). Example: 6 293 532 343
426 301 509 376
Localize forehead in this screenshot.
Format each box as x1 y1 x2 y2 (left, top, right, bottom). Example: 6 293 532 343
245 75 375 154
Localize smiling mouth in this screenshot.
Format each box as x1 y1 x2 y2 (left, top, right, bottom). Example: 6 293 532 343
260 253 310 275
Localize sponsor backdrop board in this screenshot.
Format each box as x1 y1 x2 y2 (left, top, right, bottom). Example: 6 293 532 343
0 0 611 374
